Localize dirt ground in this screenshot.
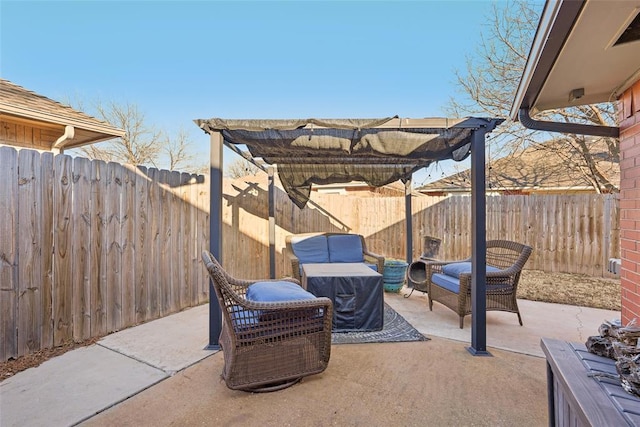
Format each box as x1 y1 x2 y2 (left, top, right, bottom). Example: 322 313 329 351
518 269 620 311
1 337 100 383
0 270 620 382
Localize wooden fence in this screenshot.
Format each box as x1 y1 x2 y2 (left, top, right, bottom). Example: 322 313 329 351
0 147 209 362
223 178 619 281
0 147 620 361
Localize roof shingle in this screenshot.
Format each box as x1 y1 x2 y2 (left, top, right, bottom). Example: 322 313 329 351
0 79 124 148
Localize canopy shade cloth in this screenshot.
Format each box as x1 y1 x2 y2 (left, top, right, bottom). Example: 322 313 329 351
194 117 501 208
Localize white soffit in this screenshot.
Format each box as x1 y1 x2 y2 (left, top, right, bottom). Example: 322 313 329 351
535 0 640 112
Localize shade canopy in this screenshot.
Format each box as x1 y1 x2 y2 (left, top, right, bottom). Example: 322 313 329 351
195 116 501 207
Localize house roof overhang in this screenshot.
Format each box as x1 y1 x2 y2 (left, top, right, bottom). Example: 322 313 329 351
510 0 640 119
0 79 125 149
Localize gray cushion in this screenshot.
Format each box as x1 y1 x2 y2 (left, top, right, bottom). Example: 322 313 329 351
301 262 377 277
441 262 501 278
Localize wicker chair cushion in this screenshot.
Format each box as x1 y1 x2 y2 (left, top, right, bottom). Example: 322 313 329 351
432 271 513 295
291 236 330 264
431 273 461 293
442 262 501 278
229 304 316 335
327 234 364 263
247 281 317 302
229 305 260 329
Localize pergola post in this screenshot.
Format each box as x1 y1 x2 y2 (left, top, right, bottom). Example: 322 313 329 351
468 126 489 356
268 166 276 278
207 130 223 350
405 176 413 265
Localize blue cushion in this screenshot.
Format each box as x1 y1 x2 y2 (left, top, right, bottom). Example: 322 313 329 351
246 281 316 302
291 235 329 264
365 263 378 272
431 273 461 294
228 305 260 329
328 234 364 263
441 262 501 278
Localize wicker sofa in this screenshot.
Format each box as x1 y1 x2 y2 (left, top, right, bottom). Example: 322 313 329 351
426 240 532 328
202 250 333 392
283 232 385 282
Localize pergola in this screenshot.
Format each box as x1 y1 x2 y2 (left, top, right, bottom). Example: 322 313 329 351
195 116 503 355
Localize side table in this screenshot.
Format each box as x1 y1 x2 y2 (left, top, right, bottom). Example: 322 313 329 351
302 263 383 332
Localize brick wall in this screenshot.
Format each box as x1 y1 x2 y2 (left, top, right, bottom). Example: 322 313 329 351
619 80 640 323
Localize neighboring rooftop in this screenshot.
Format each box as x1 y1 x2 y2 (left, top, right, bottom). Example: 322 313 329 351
418 137 620 195
0 78 125 150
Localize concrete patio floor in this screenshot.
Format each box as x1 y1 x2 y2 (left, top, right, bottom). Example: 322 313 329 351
0 289 621 427
386 289 620 358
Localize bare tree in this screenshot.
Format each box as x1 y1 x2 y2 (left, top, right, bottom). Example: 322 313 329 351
225 157 261 179
446 0 618 193
85 101 162 167
72 100 205 174
163 127 207 173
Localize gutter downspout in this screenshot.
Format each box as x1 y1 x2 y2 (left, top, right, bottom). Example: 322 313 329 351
518 108 619 138
52 125 75 154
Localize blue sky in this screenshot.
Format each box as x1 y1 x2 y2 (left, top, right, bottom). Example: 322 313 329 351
2 0 508 186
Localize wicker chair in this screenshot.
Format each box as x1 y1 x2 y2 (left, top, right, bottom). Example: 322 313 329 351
202 250 333 392
426 240 532 328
